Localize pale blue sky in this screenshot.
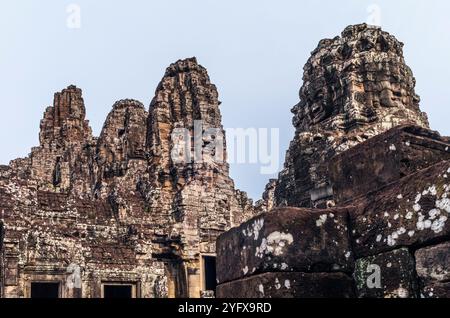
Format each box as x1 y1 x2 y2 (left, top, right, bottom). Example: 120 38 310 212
1 0 449 200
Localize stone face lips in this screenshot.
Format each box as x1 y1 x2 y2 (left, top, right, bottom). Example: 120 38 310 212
270 23 430 209
0 58 254 298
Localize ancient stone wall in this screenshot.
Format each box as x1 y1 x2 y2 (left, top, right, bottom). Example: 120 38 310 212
217 155 450 298
0 58 254 298
2 23 449 299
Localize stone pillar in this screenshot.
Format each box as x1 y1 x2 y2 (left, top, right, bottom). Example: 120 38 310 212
187 266 201 298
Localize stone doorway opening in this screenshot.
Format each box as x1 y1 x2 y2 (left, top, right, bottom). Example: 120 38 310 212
30 282 60 298
102 283 136 298
202 256 217 293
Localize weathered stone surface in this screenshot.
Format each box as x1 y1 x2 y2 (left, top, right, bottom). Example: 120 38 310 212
420 282 450 299
93 99 149 221
144 57 255 297
31 85 95 195
217 207 354 284
416 242 450 283
2 22 450 299
216 272 355 298
218 24 450 299
0 58 254 298
350 160 450 258
354 248 418 298
97 99 148 176
39 85 93 146
330 125 450 204
264 23 429 210
416 242 450 298
255 179 277 214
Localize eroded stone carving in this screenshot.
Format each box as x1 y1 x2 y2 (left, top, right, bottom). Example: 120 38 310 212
270 23 430 209
0 58 254 298
217 24 450 299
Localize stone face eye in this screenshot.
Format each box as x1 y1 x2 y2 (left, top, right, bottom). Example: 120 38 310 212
341 43 353 59
321 54 333 65
313 89 324 101
358 38 375 51
377 35 390 52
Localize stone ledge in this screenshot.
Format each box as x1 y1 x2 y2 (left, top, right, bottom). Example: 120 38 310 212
330 125 450 204
217 207 354 284
350 160 450 258
354 248 418 298
216 272 355 298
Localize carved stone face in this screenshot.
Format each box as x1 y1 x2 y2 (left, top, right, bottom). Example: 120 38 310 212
293 24 428 133
302 85 333 126
96 100 148 173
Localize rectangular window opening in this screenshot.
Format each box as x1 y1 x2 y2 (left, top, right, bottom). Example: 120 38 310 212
31 282 60 298
103 284 134 298
203 256 217 292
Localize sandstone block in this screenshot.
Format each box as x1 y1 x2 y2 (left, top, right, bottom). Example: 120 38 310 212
330 125 450 204
217 207 354 284
216 272 355 298
415 242 450 298
350 161 450 257
354 248 417 298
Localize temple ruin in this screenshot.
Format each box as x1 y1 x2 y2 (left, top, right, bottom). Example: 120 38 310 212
218 24 450 298
1 23 449 299
0 59 254 298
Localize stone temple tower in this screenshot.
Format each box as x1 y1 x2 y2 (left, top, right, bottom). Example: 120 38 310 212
0 58 254 298
267 23 430 209
217 24 450 299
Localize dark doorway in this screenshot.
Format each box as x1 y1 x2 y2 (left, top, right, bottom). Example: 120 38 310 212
31 282 60 298
103 285 133 298
203 256 217 291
